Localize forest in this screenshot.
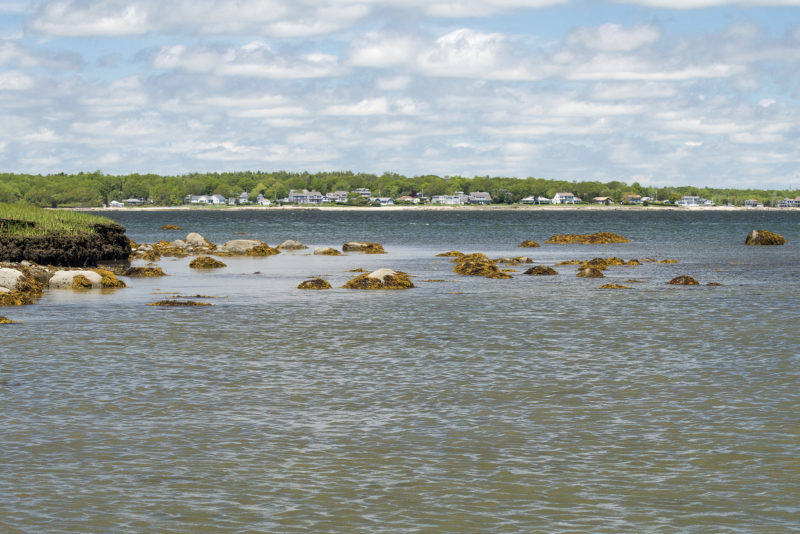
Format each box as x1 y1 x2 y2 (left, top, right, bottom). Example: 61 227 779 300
0 170 796 207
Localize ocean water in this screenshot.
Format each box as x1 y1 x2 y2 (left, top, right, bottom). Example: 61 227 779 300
2 208 799 532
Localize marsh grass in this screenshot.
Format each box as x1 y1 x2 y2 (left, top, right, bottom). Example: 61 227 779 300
0 203 115 237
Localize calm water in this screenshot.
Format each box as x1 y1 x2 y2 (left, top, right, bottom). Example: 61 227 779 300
2 209 799 532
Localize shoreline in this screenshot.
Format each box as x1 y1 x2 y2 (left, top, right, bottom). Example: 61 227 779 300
73 204 794 213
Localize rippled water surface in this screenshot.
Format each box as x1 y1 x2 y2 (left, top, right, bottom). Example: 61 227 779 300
2 209 799 532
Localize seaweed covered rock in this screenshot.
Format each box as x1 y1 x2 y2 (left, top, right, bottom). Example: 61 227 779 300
148 299 213 307
581 257 626 270
495 256 534 264
297 278 332 290
518 240 541 248
343 269 415 289
524 265 558 275
545 232 630 244
599 283 632 289
668 275 699 285
0 267 24 291
0 264 45 306
436 251 464 257
625 259 642 266
95 268 126 288
49 270 102 289
659 259 679 264
1 315 22 324
71 274 94 289
189 256 226 269
278 239 308 250
161 225 183 230
123 267 166 277
577 266 604 278
744 229 786 246
342 242 386 254
453 253 512 279
314 247 342 256
556 259 583 265
216 239 279 257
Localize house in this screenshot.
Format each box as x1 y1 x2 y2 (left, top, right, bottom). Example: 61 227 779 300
744 199 763 208
396 195 420 204
552 192 579 204
108 200 124 208
353 188 371 198
124 198 144 206
623 194 642 204
238 192 250 205
373 197 394 206
468 192 492 205
256 194 271 206
431 195 464 205
592 197 613 205
676 195 714 207
326 191 349 203
288 189 324 204
777 197 800 207
521 195 551 204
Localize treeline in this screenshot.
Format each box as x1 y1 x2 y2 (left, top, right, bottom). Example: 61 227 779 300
0 170 796 207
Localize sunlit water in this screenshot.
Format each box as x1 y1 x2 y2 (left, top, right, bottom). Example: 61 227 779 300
2 209 799 532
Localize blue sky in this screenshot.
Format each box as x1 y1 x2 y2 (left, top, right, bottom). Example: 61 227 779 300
1 0 799 188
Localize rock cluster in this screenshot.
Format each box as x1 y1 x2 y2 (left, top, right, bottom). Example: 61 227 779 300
452 253 512 279
342 242 386 253
545 232 630 244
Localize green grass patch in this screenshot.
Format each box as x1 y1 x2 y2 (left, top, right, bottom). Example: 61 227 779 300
0 203 116 237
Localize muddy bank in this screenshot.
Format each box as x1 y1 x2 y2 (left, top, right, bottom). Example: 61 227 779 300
0 223 130 267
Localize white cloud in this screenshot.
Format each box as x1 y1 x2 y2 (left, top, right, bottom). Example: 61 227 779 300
0 70 33 90
28 1 150 36
566 23 661 52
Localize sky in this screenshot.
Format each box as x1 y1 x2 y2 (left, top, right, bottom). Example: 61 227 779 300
1 0 799 188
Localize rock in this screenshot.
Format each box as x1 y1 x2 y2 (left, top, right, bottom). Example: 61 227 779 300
94 268 126 288
72 274 94 289
185 232 211 247
297 278 332 289
744 229 786 246
668 275 699 285
524 265 558 275
1 315 22 324
518 240 541 247
0 287 9 294
161 225 182 230
626 259 642 266
556 259 582 265
148 300 213 307
436 251 464 257
215 239 279 257
49 270 103 289
189 257 226 269
495 256 534 264
577 266 604 278
314 247 342 256
342 269 415 289
453 253 512 279
278 239 308 250
545 232 630 244
599 283 632 289
123 267 167 277
0 267 24 291
659 259 679 264
707 282 724 286
0 264 45 306
342 242 386 254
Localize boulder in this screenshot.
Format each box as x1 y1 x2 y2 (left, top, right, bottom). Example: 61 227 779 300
342 269 415 289
342 242 386 253
546 232 630 244
518 240 541 248
189 257 226 269
49 270 103 289
668 275 699 285
577 266 604 278
162 225 182 230
185 232 211 247
0 267 24 291
216 240 279 257
278 239 308 250
524 265 558 275
297 278 332 289
744 229 786 246
453 253 512 279
314 247 342 256
123 267 167 277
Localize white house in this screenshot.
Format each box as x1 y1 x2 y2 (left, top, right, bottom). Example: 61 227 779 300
552 192 579 204
744 199 763 208
777 197 800 207
256 194 271 206
326 191 349 203
431 195 464 205
373 197 395 206
108 200 124 208
353 188 371 198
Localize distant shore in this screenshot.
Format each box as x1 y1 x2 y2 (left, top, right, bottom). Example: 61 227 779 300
76 204 792 212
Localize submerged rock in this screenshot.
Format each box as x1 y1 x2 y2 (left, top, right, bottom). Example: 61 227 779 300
436 251 464 257
599 283 632 289
577 266 605 278
545 232 630 244
518 240 541 248
524 265 558 276
314 247 342 256
1 315 22 324
189 256 226 269
148 299 213 306
123 267 167 277
278 239 308 250
161 225 183 230
744 229 786 246
342 242 386 254
659 259 679 264
495 256 534 264
453 253 512 279
342 269 415 289
297 278 332 289
668 275 699 285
